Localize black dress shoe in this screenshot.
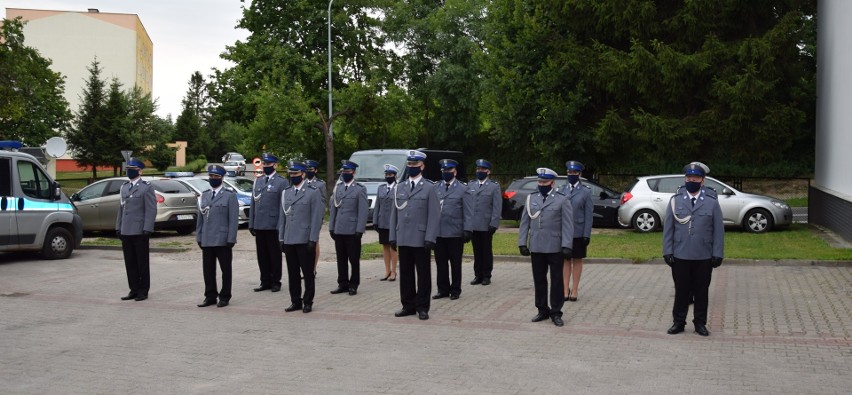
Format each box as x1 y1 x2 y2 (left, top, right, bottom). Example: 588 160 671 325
417 311 429 320
216 300 229 308
482 278 491 286
302 304 312 313
551 316 564 327
667 323 685 335
394 309 416 317
695 324 710 337
470 277 482 285
432 293 449 300
134 295 147 301
449 294 459 300
284 303 303 312
348 288 357 295
253 285 271 292
531 312 550 322
197 298 217 307
270 285 281 292
120 293 137 301
330 287 348 294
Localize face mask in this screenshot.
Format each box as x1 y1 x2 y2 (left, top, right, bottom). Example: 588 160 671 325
290 176 303 186
685 181 702 193
441 172 455 182
408 166 422 177
385 176 396 184
341 173 354 183
538 185 552 196
127 169 139 180
209 178 223 188
567 175 580 185
306 171 315 180
476 171 488 181
262 166 275 176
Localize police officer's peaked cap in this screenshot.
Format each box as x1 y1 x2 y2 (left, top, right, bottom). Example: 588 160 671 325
207 165 226 176
383 164 399 174
127 158 146 169
288 160 307 172
439 159 458 169
407 150 427 162
565 160 584 172
689 161 710 175
683 163 706 177
304 159 320 169
475 159 492 169
537 167 558 180
261 153 278 163
339 160 359 170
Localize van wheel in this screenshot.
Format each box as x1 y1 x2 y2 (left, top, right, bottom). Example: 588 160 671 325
632 209 660 232
176 226 194 235
42 227 74 260
744 208 773 233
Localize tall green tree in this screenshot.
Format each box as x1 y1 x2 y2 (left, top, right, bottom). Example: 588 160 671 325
0 17 71 145
102 78 132 174
66 59 110 179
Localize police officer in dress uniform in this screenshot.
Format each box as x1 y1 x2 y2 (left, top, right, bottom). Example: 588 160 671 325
432 159 468 300
560 161 593 302
328 160 369 295
116 158 157 301
663 163 724 337
195 165 239 308
390 150 440 320
373 164 399 281
305 159 327 276
463 159 502 286
249 153 289 292
518 168 573 327
277 161 324 313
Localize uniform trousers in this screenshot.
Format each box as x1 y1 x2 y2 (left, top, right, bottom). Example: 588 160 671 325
531 252 564 317
434 237 463 297
121 234 150 296
334 234 361 290
254 229 282 287
672 258 713 326
471 230 494 279
202 246 232 300
398 246 431 313
282 243 315 305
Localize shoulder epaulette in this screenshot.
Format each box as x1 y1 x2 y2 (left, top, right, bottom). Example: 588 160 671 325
306 184 317 190
582 184 591 190
705 193 717 200
553 190 566 196
140 180 150 185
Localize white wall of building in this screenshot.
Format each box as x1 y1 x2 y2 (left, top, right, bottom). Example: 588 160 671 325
816 0 852 197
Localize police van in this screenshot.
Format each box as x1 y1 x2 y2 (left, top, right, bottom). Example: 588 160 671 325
346 148 465 223
0 141 83 259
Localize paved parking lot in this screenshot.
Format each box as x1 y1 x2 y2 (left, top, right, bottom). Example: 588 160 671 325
1 227 850 394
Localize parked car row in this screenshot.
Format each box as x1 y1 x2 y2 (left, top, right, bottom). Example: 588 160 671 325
502 174 792 233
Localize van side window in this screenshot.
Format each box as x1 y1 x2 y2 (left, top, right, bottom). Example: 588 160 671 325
0 158 11 196
17 161 51 200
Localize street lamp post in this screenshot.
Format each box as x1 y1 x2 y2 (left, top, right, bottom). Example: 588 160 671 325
328 0 334 141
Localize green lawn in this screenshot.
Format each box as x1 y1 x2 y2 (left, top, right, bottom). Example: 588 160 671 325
362 224 852 262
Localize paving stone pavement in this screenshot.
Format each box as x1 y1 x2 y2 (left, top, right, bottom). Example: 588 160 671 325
1 228 850 394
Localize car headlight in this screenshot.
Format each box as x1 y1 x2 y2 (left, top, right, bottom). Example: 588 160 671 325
771 200 789 209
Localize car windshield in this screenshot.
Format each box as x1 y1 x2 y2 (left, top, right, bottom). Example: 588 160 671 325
229 154 245 162
224 161 240 166
183 178 211 192
348 152 407 181
150 180 192 194
227 178 254 192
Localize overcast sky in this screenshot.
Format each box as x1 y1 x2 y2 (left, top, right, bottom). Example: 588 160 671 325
1 0 250 119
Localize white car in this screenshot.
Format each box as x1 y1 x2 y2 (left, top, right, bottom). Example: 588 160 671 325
221 153 246 175
618 175 793 233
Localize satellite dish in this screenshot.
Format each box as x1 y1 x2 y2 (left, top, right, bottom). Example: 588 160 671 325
45 137 67 158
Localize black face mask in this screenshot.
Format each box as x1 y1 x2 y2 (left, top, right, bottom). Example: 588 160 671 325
685 181 701 193
306 171 315 180
290 176 303 186
209 178 223 188
567 175 580 185
385 176 396 184
408 166 422 177
341 173 354 183
476 171 488 181
127 169 140 180
441 172 454 182
263 166 275 176
538 185 552 196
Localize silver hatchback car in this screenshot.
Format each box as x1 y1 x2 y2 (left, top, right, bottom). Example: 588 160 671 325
618 175 793 233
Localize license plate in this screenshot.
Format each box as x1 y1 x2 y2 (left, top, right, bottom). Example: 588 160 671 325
177 214 194 220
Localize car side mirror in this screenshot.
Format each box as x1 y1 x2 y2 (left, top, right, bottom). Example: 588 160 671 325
52 182 62 200
71 192 80 201
722 188 734 195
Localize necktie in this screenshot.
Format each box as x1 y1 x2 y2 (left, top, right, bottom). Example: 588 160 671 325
345 184 349 191
570 185 574 193
542 194 547 203
479 182 483 189
411 181 415 191
691 197 696 207
446 183 450 191
212 190 216 200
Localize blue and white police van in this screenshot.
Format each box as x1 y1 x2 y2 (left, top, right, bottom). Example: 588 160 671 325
1 141 83 259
